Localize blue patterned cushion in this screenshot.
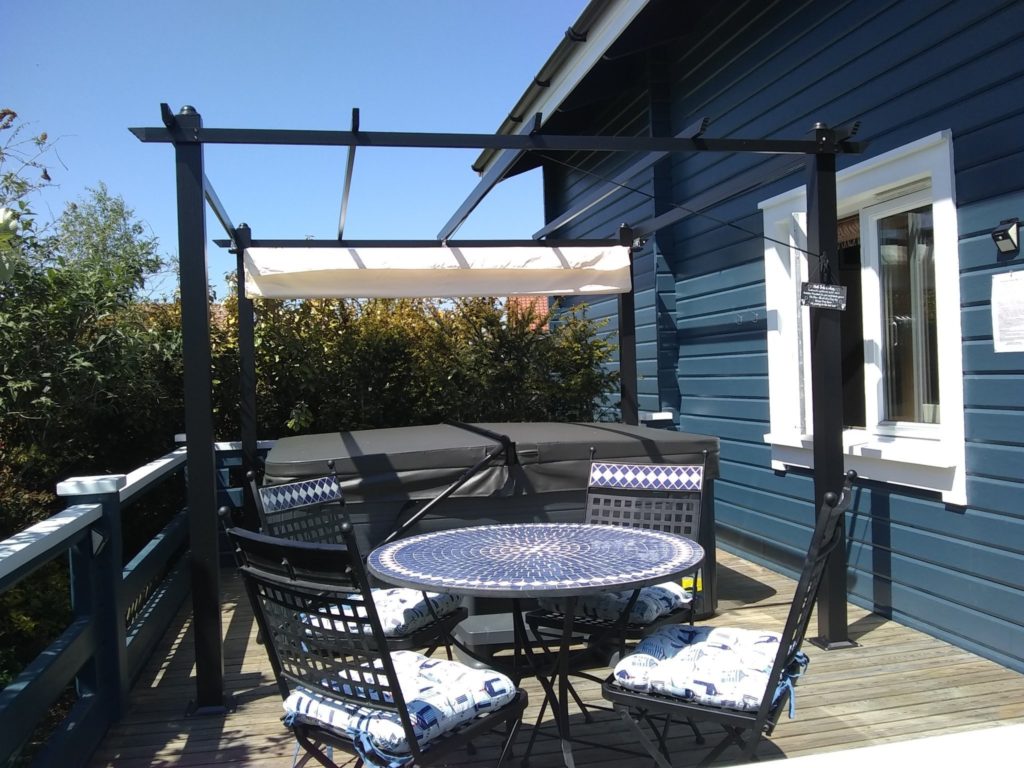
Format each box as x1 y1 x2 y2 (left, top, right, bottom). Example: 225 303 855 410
611 625 808 712
589 462 703 491
537 580 692 624
307 589 462 638
259 476 343 513
283 650 517 763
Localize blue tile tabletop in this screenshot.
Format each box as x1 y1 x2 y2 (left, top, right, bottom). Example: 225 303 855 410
367 522 704 598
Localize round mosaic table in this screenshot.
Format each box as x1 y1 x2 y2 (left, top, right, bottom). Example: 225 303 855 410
366 522 704 598
368 523 704 768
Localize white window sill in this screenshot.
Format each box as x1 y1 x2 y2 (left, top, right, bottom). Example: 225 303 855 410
763 431 966 505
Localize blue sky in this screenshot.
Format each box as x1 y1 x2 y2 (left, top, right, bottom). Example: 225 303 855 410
5 0 589 298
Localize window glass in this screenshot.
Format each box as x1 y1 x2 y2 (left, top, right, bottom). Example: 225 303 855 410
875 205 939 424
837 215 865 428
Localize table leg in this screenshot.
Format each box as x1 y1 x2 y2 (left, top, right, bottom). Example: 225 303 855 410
556 597 577 768
512 598 579 768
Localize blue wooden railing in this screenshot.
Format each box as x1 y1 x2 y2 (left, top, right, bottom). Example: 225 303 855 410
0 440 269 766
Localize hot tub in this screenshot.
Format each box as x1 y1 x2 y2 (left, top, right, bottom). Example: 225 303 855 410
262 421 719 616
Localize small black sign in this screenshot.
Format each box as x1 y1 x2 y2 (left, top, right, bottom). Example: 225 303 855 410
800 282 848 310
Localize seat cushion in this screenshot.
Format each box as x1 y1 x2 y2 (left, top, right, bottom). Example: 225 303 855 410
370 589 462 637
611 624 808 712
283 650 517 762
537 580 692 625
306 589 462 638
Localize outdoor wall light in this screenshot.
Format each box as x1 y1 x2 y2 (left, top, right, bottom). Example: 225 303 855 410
991 218 1019 255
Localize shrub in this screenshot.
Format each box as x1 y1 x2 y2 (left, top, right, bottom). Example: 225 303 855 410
210 292 619 437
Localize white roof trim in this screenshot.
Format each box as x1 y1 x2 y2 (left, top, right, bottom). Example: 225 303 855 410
243 245 632 299
475 0 650 174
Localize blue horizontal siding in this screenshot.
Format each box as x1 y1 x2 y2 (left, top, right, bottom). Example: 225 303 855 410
967 476 1024 519
964 376 1024 409
677 352 768 377
965 409 1024 445
676 0 1024 674
680 375 767 398
682 396 769 422
717 438 774 469
543 0 1024 673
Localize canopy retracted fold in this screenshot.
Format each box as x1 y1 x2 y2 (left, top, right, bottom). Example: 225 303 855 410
243 244 632 299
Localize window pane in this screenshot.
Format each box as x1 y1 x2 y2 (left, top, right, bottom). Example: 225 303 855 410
877 205 939 424
837 218 865 428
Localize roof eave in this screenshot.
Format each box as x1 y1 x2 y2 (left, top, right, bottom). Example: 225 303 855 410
472 0 650 174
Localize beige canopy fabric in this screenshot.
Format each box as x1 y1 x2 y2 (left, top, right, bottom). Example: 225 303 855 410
243 245 632 299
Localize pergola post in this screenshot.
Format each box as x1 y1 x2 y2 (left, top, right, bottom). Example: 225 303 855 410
618 225 638 425
170 105 226 710
234 223 259 528
806 123 853 649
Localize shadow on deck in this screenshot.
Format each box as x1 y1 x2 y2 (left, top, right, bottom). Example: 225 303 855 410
90 551 1024 767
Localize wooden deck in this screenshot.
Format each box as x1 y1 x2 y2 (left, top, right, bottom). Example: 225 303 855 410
91 551 1024 766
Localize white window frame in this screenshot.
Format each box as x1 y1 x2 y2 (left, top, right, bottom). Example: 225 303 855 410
759 131 967 505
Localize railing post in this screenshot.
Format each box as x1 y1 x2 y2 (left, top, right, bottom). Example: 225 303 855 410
57 474 129 718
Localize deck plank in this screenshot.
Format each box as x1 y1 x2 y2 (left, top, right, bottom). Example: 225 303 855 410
90 550 1024 766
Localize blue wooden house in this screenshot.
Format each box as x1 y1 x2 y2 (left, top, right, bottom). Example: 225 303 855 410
469 0 1024 673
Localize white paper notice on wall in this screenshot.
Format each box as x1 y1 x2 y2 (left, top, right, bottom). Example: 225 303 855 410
992 272 1024 353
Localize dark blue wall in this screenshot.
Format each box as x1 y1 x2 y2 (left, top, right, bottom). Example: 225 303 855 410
542 0 1024 672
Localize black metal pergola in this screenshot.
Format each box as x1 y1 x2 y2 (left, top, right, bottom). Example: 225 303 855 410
132 104 865 710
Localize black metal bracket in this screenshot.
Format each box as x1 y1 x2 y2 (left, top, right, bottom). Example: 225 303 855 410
160 103 176 130
682 116 710 139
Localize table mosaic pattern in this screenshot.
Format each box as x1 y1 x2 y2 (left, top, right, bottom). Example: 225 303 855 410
367 523 703 598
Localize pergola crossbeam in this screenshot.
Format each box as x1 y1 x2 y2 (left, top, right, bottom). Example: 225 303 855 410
212 237 619 249
130 124 866 157
203 174 236 247
337 108 359 239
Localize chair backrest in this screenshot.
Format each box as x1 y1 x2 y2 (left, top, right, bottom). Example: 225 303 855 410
585 460 705 539
250 468 347 544
227 525 426 759
757 471 856 727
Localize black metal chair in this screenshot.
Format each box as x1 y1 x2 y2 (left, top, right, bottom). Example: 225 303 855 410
249 467 347 544
248 467 467 655
526 459 707 655
601 471 857 767
229 524 527 768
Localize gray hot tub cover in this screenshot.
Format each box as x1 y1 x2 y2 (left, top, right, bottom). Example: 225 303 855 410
263 422 719 502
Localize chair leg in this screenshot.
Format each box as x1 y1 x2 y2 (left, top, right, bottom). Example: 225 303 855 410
496 715 522 768
738 729 763 762
644 714 702 755
696 725 747 767
682 716 704 744
520 694 550 766
614 708 674 768
292 728 341 768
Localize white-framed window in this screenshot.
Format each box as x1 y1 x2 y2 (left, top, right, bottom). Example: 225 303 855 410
759 131 967 505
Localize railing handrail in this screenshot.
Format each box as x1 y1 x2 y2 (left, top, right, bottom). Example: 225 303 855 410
0 503 103 591
120 447 187 506
0 439 269 766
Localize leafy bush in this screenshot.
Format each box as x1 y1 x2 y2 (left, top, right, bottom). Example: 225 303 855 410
0 184 182 505
0 165 182 689
210 292 619 437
